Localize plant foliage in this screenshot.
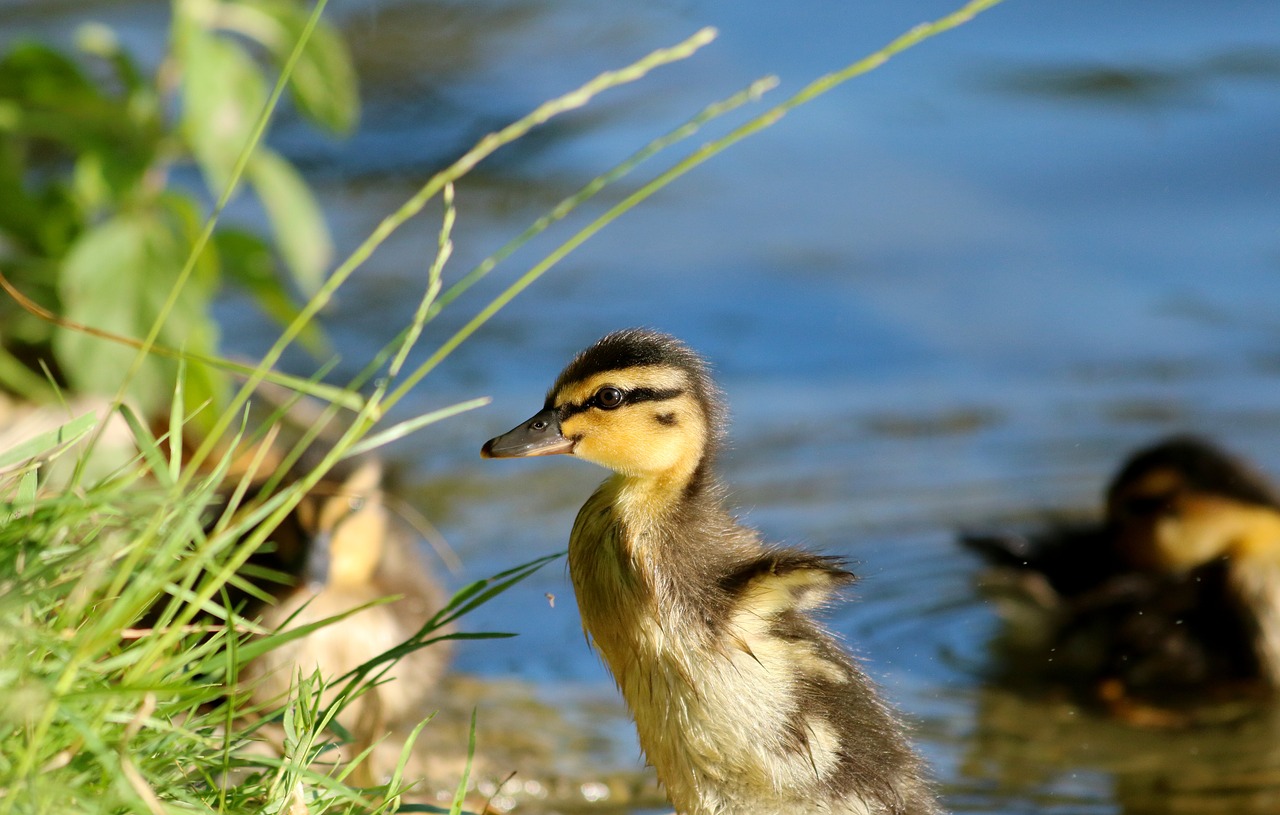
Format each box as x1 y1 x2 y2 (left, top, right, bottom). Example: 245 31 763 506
0 0 355 415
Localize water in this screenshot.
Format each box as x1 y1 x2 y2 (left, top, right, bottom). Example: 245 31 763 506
6 0 1280 811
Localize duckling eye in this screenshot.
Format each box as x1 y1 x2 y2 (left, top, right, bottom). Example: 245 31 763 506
594 387 624 410
348 496 366 512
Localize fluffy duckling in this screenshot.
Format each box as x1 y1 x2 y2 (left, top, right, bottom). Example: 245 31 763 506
482 328 938 815
963 435 1280 701
241 457 449 739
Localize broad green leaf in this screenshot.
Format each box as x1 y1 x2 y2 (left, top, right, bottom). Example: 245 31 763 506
0 41 157 201
246 148 331 295
0 41 94 105
156 193 230 417
178 27 266 196
236 0 359 134
0 138 83 259
156 192 220 295
286 12 359 134
53 212 221 417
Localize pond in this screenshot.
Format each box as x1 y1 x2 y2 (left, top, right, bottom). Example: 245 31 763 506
6 0 1280 812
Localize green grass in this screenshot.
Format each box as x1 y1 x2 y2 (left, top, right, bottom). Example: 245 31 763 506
0 403 561 813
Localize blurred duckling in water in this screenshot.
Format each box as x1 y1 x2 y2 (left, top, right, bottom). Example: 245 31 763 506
482 328 938 815
962 435 1280 707
242 457 449 740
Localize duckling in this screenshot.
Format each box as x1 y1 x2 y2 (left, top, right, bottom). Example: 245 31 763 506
482 328 938 815
241 457 449 741
962 435 1280 702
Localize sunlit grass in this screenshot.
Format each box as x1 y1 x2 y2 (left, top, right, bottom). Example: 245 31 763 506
0 403 559 812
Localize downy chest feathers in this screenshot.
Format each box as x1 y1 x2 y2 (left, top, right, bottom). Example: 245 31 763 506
567 476 931 815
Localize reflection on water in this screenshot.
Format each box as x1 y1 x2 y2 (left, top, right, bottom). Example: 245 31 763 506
983 45 1280 109
962 687 1280 814
7 0 1280 811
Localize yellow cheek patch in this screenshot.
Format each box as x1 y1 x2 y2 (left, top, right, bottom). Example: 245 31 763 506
561 394 706 479
1148 497 1280 570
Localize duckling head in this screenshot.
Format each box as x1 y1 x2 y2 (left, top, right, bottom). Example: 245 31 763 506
481 328 724 488
296 459 389 591
1106 435 1280 572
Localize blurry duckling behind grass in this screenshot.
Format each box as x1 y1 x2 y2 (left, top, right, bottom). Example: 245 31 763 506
240 456 450 744
962 434 1280 710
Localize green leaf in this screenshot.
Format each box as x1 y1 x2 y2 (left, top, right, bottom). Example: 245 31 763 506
0 139 83 260
449 709 478 815
246 148 332 295
0 41 156 206
157 193 229 417
179 27 267 196
237 0 359 134
0 41 95 106
52 211 221 416
0 40 154 212
289 15 359 134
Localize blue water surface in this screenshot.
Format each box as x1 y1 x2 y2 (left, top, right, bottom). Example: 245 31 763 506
5 0 1280 811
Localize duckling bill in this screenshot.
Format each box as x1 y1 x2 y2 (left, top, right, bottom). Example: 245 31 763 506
484 328 938 815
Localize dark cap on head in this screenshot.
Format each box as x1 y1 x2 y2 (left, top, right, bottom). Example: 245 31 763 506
1108 434 1280 509
547 328 726 438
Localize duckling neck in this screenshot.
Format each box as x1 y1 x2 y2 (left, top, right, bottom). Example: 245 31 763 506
612 457 712 534
568 456 732 644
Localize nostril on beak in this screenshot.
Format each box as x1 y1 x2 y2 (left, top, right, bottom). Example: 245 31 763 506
531 420 548 431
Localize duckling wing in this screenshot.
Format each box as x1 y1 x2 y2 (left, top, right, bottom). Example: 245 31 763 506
960 522 1124 597
958 531 1036 566
719 550 856 616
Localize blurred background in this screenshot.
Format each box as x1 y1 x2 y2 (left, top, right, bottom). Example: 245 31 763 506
5 0 1280 812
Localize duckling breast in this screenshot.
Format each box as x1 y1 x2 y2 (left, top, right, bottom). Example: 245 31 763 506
567 485 935 815
245 574 447 728
1227 560 1280 685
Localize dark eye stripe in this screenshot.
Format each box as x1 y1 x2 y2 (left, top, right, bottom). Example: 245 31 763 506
557 386 685 419
627 387 684 405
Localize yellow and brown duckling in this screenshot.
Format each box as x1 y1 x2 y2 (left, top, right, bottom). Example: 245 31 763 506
482 329 938 815
962 434 1280 707
240 456 449 741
